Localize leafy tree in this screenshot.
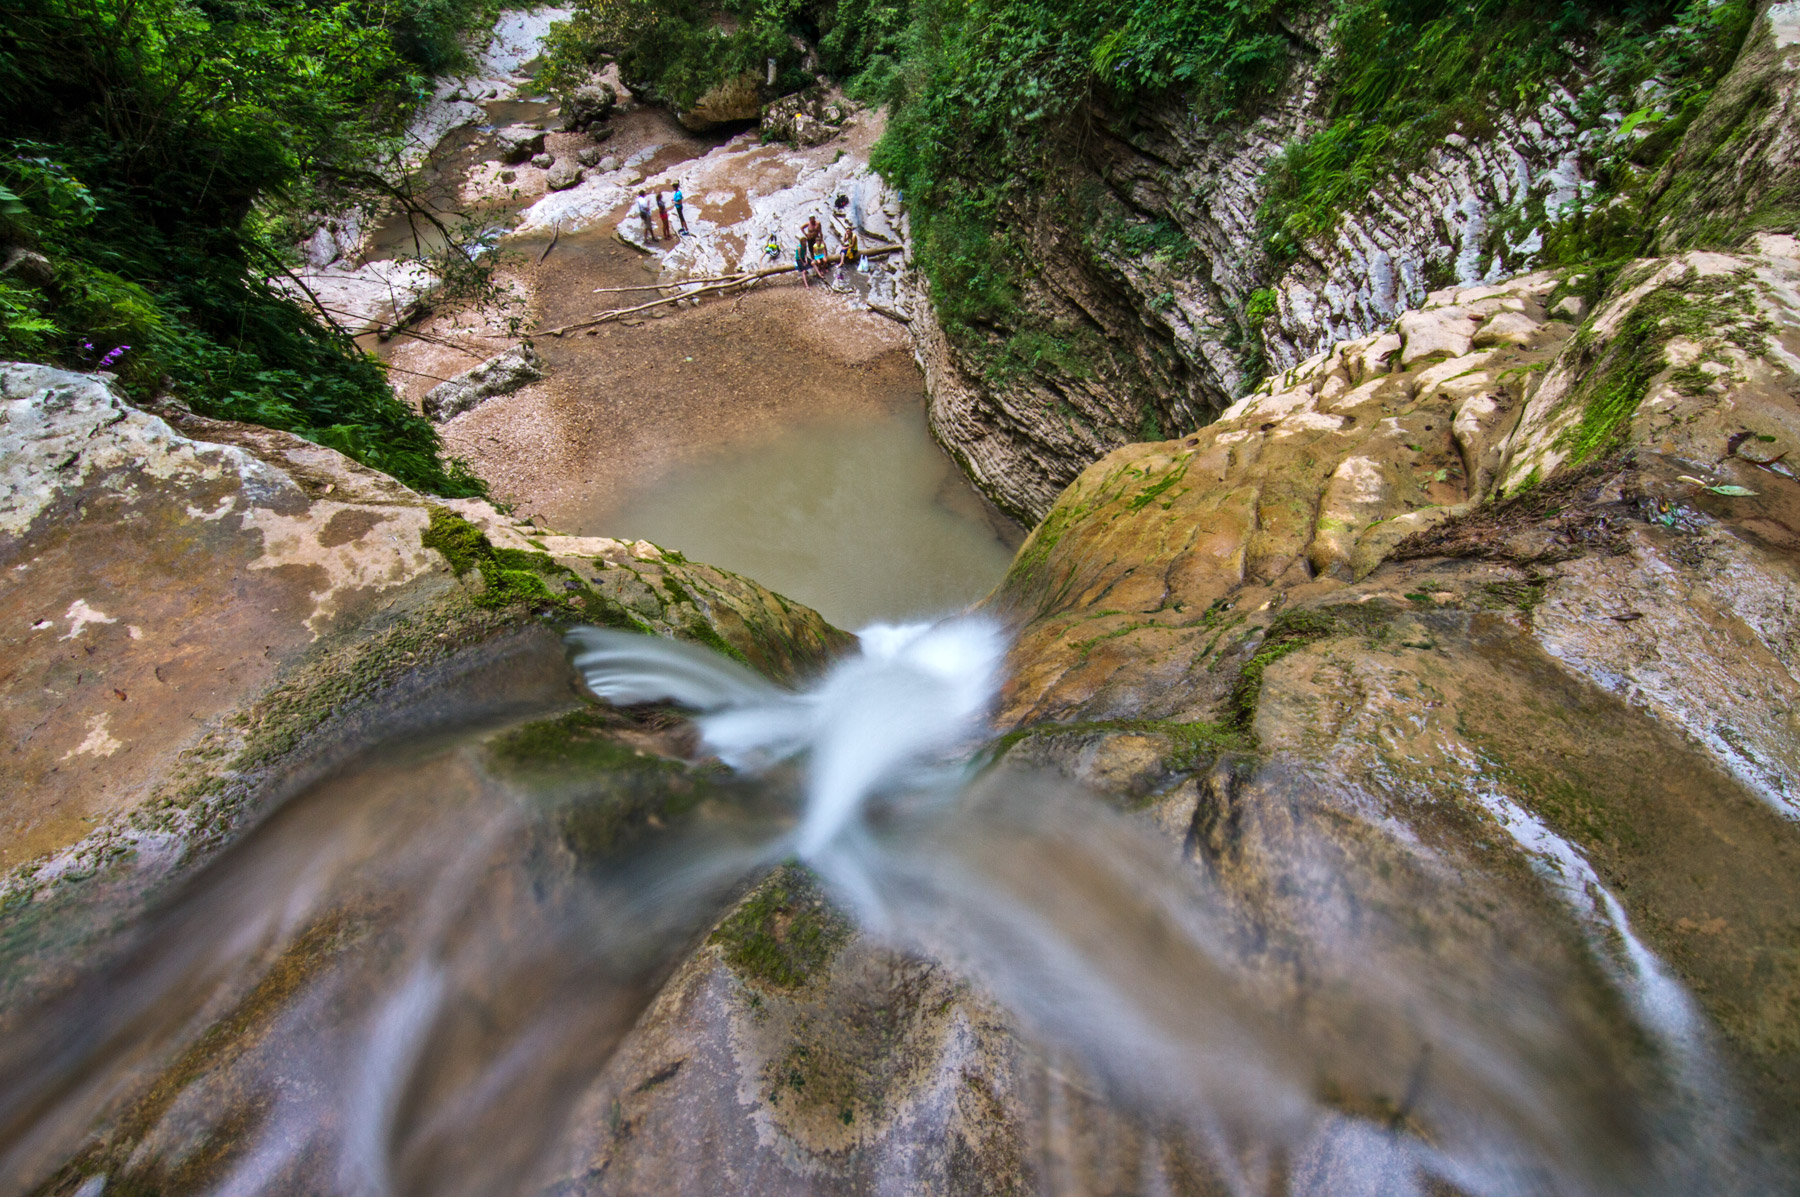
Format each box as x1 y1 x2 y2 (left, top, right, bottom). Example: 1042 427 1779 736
0 0 496 495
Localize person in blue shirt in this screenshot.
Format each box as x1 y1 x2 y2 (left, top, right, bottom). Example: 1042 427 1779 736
672 182 690 235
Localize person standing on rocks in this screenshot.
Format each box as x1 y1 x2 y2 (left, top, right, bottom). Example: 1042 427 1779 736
635 191 655 241
794 236 813 287
672 182 690 235
655 191 673 240
801 214 823 258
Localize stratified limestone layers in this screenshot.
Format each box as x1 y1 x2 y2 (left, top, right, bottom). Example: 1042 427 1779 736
910 32 1599 524
915 1 1800 525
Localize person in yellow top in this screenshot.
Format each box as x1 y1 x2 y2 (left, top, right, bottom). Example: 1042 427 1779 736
841 226 859 269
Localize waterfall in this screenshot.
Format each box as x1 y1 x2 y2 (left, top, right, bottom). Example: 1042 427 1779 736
0 621 1765 1196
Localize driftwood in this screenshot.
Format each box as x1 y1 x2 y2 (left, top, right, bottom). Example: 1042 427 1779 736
545 245 903 336
591 268 758 294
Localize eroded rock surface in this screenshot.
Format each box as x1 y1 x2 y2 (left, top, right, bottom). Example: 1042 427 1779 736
678 71 765 131
964 235 1800 1176
0 362 847 995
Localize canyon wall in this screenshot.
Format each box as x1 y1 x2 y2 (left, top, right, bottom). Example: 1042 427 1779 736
913 11 1725 523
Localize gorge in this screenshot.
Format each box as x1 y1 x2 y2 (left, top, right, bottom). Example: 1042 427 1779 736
4 0 1800 1193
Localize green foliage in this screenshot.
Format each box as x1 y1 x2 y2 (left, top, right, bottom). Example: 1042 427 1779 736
541 0 816 109
710 864 852 989
1260 0 1755 263
871 0 1292 339
0 0 496 495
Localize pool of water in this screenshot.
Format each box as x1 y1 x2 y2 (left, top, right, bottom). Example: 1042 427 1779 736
577 404 1022 630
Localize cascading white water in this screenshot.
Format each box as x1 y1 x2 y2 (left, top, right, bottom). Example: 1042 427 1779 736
570 617 1004 862
0 620 1771 1196
567 619 1761 1197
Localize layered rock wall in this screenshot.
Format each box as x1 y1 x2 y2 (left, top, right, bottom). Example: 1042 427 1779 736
913 18 1639 523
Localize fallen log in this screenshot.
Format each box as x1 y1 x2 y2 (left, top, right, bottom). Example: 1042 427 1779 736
545 246 904 336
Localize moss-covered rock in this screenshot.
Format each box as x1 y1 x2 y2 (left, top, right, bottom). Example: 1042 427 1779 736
1651 0 1800 253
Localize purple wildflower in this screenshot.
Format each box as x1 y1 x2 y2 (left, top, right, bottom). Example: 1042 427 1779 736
96 344 130 371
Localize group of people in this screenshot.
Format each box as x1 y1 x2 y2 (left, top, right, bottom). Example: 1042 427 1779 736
633 184 689 241
630 186 865 288
768 212 859 286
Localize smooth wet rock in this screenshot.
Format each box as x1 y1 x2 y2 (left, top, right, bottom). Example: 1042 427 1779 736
422 343 544 421
1397 305 1481 366
495 124 546 164
0 359 850 911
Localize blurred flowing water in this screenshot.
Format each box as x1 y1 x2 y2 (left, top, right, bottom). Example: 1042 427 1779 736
0 621 1769 1195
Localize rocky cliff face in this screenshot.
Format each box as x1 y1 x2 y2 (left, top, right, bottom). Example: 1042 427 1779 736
912 9 1734 524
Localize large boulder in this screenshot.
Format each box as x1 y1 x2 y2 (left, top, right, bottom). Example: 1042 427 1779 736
422 343 545 421
494 123 547 165
676 71 764 131
560 82 617 132
0 359 849 966
1 247 56 291
275 257 437 335
547 159 584 191
968 237 1800 1176
761 87 851 147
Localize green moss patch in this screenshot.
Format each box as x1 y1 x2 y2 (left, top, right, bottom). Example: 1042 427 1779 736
421 506 651 629
710 864 852 991
1556 270 1770 464
982 715 1251 778
1225 604 1394 732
